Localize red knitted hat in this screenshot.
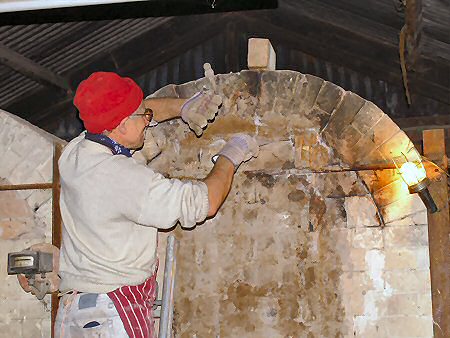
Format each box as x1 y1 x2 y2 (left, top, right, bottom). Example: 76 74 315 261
74 72 143 134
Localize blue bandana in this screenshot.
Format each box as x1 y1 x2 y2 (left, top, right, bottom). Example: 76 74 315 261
85 132 132 158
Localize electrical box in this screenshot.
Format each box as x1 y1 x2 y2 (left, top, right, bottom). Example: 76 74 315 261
7 250 53 275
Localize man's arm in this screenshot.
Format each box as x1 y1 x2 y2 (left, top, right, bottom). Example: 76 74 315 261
203 156 235 217
203 134 260 217
144 91 222 136
143 98 186 122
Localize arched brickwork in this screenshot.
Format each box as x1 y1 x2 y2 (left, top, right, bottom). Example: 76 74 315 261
149 71 432 337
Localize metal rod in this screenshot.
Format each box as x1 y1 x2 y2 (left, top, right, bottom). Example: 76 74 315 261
51 143 63 338
158 235 179 338
0 183 52 191
303 163 398 172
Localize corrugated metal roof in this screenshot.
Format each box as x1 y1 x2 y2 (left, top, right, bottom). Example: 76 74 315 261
0 17 171 107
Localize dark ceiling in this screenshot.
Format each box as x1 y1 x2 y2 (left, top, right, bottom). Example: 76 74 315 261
0 0 448 147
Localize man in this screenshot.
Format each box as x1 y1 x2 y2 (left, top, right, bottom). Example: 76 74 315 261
54 72 259 337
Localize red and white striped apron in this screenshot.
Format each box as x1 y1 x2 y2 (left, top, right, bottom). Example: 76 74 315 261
107 265 158 338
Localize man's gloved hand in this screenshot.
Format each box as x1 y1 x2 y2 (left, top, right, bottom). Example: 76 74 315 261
212 133 259 169
141 129 161 162
181 90 222 136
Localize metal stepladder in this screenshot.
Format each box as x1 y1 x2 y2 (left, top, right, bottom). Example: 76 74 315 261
153 234 179 338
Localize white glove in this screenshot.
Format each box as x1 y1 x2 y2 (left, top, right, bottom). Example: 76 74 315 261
140 129 161 162
212 133 259 169
181 90 222 136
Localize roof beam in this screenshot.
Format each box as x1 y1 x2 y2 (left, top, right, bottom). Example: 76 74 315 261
0 43 71 91
404 0 423 68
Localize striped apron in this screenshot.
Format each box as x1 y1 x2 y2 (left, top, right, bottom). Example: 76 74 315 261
107 268 158 338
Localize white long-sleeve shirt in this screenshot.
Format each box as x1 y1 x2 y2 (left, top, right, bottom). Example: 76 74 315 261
58 132 209 293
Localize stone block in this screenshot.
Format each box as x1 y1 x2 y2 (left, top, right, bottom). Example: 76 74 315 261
329 228 352 249
353 316 383 337
201 114 257 139
273 71 302 102
0 148 22 179
383 225 429 248
350 137 384 166
381 193 427 225
294 132 313 166
417 292 433 317
322 92 365 139
325 124 364 164
378 130 415 160
350 101 385 135
294 129 333 170
359 169 399 194
383 270 431 293
339 247 366 272
410 210 428 226
345 196 379 227
351 116 401 167
244 140 294 172
0 192 31 219
247 38 276 70
377 316 433 337
317 197 347 229
0 296 50 320
364 250 389 292
377 293 429 316
342 291 365 316
292 74 324 115
41 318 53 338
0 120 19 158
315 81 344 114
365 114 400 147
149 83 178 98
171 80 196 99
355 315 433 337
384 247 430 270
0 320 23 337
372 177 407 208
310 143 334 170
239 70 263 98
314 171 367 197
26 190 52 212
352 228 383 249
35 157 54 181
34 198 53 229
8 159 47 186
12 135 50 162
22 318 49 338
340 271 374 296
258 70 279 114
0 219 29 239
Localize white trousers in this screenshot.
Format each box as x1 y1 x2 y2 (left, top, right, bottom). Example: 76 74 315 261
54 292 128 338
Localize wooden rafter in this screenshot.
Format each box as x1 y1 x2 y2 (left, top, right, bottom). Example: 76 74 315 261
404 0 423 69
423 129 450 338
0 43 71 91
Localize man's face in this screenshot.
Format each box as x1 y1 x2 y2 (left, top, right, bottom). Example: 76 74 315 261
122 102 152 149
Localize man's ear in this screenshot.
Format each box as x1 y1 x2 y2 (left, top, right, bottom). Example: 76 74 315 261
117 117 129 134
